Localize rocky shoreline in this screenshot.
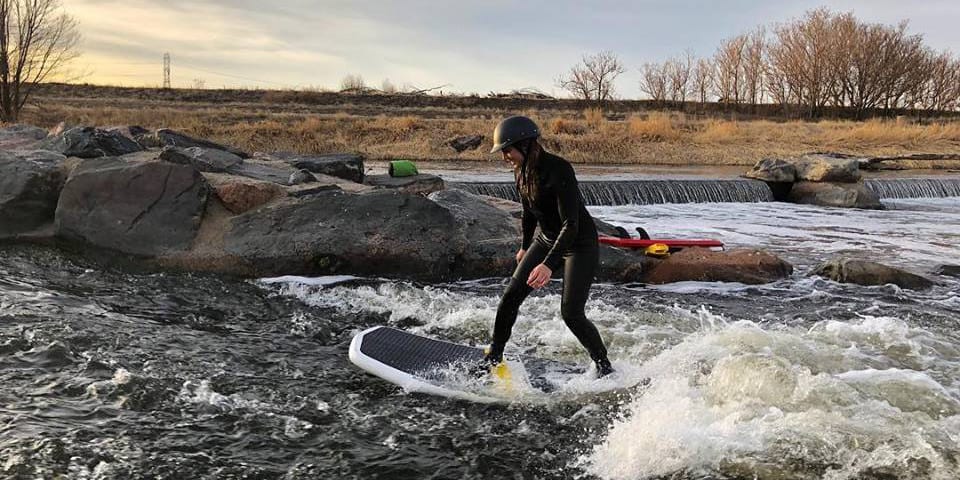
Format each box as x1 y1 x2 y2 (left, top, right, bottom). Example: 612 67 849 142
1 123 948 289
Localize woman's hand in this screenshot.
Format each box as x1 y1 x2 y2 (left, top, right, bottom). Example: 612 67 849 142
515 249 526 264
527 264 552 289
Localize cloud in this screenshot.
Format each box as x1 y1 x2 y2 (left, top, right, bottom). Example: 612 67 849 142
61 0 960 94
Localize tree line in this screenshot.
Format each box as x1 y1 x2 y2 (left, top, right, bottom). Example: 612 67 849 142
561 8 960 118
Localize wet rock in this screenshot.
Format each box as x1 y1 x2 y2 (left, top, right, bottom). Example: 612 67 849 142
364 173 444 196
787 181 883 209
259 152 364 183
204 174 285 214
138 128 249 158
159 146 243 173
39 126 143 158
935 265 960 278
224 189 464 279
642 248 793 285
813 258 934 290
0 124 48 150
0 150 68 235
447 134 484 153
744 158 797 183
55 159 210 256
288 169 317 185
793 153 861 183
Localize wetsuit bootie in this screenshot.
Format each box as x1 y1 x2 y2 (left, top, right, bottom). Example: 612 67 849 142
595 357 614 378
472 343 504 377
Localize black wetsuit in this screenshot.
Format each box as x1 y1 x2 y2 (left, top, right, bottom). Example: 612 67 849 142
490 151 609 363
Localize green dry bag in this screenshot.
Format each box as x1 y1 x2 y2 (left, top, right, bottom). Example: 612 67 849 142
389 160 418 177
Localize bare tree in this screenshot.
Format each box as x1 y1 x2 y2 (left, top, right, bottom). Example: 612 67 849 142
339 73 366 92
0 0 80 122
742 27 766 105
713 34 747 103
638 61 668 101
664 51 694 102
691 57 713 104
922 51 960 112
381 78 397 93
557 51 626 104
767 8 836 116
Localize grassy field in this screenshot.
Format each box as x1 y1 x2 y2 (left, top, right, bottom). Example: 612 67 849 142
18 84 960 166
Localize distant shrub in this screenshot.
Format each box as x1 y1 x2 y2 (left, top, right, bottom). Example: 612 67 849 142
696 120 742 143
583 108 605 128
547 118 587 135
628 112 679 141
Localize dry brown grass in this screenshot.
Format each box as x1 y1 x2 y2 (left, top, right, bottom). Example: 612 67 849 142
695 120 743 144
628 112 681 141
19 98 960 166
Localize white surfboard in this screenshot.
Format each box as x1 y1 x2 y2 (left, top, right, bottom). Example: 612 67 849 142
348 326 589 402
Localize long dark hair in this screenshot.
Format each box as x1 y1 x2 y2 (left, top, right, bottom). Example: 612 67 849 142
514 139 542 201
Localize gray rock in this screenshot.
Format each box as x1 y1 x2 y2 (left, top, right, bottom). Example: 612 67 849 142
39 126 143 158
138 128 249 158
787 181 883 209
55 159 210 256
813 258 934 290
258 152 364 183
447 134 484 153
935 265 960 278
364 174 444 196
159 146 243 173
0 124 48 150
224 189 464 280
0 150 68 235
288 169 317 185
745 158 797 183
106 125 150 141
227 159 300 185
428 189 519 240
794 154 861 183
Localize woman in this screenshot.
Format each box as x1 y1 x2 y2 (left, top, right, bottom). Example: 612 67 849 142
482 115 614 377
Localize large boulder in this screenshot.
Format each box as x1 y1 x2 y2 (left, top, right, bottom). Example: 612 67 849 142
0 150 68 235
787 181 883 209
258 152 364 183
793 154 861 183
813 258 934 290
39 126 143 158
159 146 243 173
364 174 444 196
428 189 520 277
0 124 48 150
224 189 464 279
642 248 793 285
137 128 249 158
55 159 210 256
744 158 797 183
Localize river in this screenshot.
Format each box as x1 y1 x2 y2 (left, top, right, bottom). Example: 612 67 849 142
1 193 958 478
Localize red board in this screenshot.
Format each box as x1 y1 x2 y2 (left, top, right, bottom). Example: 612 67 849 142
598 235 724 249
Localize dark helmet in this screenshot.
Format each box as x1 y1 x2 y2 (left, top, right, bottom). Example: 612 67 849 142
490 115 540 153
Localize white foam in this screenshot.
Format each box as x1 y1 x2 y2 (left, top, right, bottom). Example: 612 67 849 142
581 317 960 479
257 275 359 287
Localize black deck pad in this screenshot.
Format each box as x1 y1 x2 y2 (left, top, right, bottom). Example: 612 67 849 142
357 327 587 393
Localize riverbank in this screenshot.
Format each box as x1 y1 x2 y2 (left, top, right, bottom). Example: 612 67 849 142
21 84 960 167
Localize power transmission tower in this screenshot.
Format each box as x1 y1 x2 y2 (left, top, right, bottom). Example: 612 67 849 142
163 53 171 89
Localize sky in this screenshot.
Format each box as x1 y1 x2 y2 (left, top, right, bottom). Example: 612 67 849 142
61 0 960 97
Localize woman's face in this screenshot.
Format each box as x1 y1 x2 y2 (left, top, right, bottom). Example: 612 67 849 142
501 146 523 168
